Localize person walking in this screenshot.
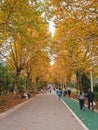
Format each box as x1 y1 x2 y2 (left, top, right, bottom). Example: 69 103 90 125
78 90 85 110
57 88 62 100
87 88 94 110
67 86 71 97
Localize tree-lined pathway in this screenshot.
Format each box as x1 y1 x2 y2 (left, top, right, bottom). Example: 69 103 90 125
0 91 84 130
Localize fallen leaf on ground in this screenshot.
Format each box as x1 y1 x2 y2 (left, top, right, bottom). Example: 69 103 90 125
32 121 36 124
7 121 15 126
22 127 26 130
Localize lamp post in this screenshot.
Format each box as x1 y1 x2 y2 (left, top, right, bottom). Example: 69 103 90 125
89 45 94 92
90 69 93 92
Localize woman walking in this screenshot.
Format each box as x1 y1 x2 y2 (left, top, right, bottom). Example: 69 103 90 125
78 90 85 110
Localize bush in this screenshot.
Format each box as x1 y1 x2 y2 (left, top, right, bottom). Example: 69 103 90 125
95 92 98 101
94 84 98 92
37 81 47 91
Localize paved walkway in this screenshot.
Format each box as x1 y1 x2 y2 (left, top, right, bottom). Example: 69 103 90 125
0 91 84 130
61 95 98 130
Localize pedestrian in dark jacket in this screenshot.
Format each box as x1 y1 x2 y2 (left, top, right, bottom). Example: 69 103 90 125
87 88 94 110
67 86 71 97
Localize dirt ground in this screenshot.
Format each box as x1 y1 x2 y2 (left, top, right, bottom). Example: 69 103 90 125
0 93 37 114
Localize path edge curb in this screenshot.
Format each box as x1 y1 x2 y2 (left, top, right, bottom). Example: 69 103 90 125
61 98 89 130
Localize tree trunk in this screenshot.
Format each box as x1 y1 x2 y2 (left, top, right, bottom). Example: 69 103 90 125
14 69 21 94
26 70 32 92
76 72 82 90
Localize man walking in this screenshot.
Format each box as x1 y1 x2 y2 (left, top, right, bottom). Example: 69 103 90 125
78 90 85 110
87 88 94 110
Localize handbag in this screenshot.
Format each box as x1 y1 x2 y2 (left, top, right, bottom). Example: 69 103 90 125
93 101 96 106
90 101 96 106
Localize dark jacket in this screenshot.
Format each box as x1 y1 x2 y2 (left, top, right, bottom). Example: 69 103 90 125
87 91 94 102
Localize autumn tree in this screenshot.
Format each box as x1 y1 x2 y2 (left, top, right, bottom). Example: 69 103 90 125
0 0 51 93
45 0 98 90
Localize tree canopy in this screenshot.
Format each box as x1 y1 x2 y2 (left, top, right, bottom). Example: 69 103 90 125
0 0 98 92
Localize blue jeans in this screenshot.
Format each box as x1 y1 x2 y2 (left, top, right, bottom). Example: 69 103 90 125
79 99 84 110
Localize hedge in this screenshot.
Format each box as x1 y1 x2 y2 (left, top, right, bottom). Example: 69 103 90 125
95 92 98 101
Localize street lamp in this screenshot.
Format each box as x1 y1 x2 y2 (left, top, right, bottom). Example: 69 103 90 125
89 45 94 92
90 69 93 92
